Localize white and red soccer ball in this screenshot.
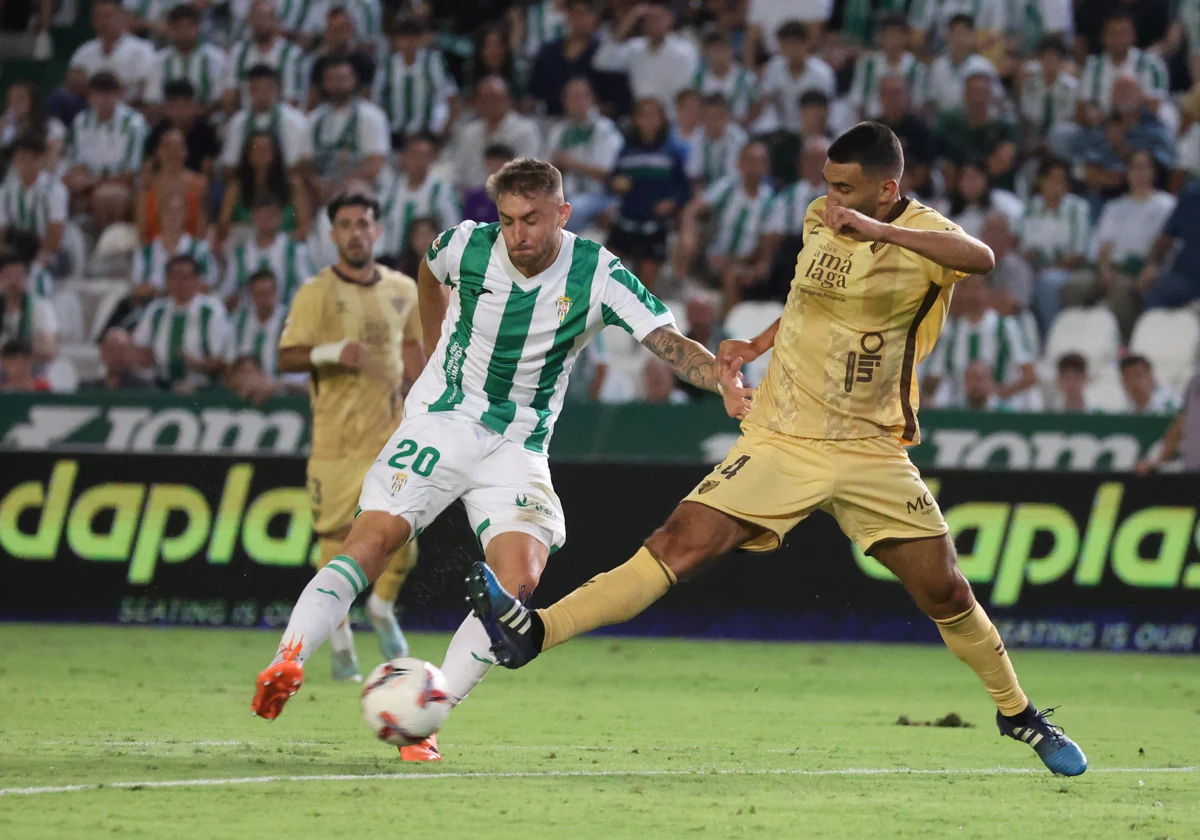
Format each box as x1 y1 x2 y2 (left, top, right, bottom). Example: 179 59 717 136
361 658 453 746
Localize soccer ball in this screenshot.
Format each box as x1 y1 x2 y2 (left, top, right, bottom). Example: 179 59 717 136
361 658 453 746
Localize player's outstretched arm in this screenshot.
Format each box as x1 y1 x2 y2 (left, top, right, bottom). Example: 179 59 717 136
717 317 779 375
642 324 751 419
417 257 450 360
823 205 995 275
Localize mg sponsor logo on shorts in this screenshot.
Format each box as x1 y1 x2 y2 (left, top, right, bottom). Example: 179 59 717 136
905 491 935 514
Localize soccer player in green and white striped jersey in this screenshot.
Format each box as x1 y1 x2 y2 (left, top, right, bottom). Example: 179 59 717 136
132 254 231 390
376 17 459 139
251 164 746 745
1078 11 1168 124
0 135 68 272
132 193 218 293
378 133 461 258
144 5 228 111
684 93 748 188
848 14 927 120
691 30 757 123
219 198 314 310
222 0 308 110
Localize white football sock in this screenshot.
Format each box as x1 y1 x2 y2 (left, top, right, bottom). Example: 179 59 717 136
440 614 495 704
272 555 368 666
329 620 354 655
366 593 394 623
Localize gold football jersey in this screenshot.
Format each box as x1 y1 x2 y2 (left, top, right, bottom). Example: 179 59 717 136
748 196 967 444
280 265 422 460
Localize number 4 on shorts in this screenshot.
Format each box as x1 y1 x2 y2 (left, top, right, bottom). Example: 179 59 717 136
388 439 441 477
720 455 750 479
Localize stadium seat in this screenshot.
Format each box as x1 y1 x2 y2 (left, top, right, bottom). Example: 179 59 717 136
51 288 86 344
60 342 102 382
1085 375 1128 412
1129 309 1200 395
67 278 134 342
725 301 784 386
44 356 79 393
1041 306 1121 375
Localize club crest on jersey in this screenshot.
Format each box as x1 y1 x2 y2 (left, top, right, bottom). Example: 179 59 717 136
391 472 407 494
556 295 572 324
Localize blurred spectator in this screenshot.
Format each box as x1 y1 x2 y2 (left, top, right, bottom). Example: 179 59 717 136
545 78 622 233
1135 371 1200 474
1123 174 1200 311
377 17 458 142
925 274 1039 411
528 0 610 118
678 290 723 399
1118 354 1180 415
1079 75 1173 203
0 134 68 275
446 77 540 193
692 28 758 124
756 136 827 286
642 355 688 404
379 133 461 257
607 97 690 292
1077 10 1169 129
1018 36 1079 160
132 254 230 392
978 212 1037 347
308 57 390 202
136 125 209 244
63 72 148 231
67 0 156 103
81 327 151 390
756 20 835 134
1019 159 1091 332
5 231 54 299
0 83 66 174
468 23 529 101
396 216 440 279
674 89 702 142
520 0 567 60
0 340 50 393
220 65 313 176
1077 0 1171 55
133 193 218 294
144 4 228 113
222 0 307 111
685 93 748 189
0 251 58 363
286 0 385 53
145 81 221 178
564 334 608 402
1005 0 1074 59
307 6 376 107
225 269 305 398
924 15 998 117
461 143 514 225
909 2 1005 55
678 141 773 314
875 75 933 198
935 72 1018 191
218 130 311 249
847 14 925 122
593 1 700 118
1051 352 1096 413
942 159 1024 240
1062 149 1176 340
220 197 314 310
766 89 830 189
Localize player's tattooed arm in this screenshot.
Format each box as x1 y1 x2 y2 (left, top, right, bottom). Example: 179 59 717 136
641 324 720 393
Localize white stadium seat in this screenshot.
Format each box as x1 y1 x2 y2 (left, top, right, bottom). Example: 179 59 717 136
1129 309 1200 394
725 301 784 387
1041 306 1121 374
44 356 79 393
51 288 86 344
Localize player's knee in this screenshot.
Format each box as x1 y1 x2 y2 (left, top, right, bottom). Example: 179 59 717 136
644 514 714 581
924 568 975 619
342 513 409 582
487 532 550 601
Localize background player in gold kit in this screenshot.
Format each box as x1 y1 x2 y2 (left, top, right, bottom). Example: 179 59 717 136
275 193 426 682
469 123 1088 777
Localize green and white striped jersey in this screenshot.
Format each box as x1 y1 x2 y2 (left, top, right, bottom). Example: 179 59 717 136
1018 63 1078 133
220 103 314 170
132 234 218 291
379 172 461 256
145 44 228 106
66 104 148 178
702 176 774 259
0 292 56 345
1006 0 1074 54
295 0 383 44
848 51 927 119
522 0 566 58
909 0 1007 38
543 112 624 196
411 221 675 452
1080 48 1168 112
690 63 758 120
220 233 314 309
926 309 1039 411
308 98 390 181
1017 193 1091 267
0 171 68 240
224 37 308 106
763 180 823 238
684 123 748 187
375 48 458 136
132 293 231 386
226 303 287 377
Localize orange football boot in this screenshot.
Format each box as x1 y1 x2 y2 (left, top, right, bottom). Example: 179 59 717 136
399 735 442 761
251 639 304 720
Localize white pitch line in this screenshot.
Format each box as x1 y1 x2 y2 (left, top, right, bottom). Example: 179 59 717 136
1 766 1194 797
34 740 822 754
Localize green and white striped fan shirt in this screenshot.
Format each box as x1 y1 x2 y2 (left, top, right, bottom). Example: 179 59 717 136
1007 0 1074 55
0 171 68 240
522 0 566 58
848 51 927 119
375 48 458 136
220 233 314 309
926 309 1038 411
308 99 390 181
225 37 308 106
132 234 218 291
1017 193 1091 267
684 123 748 187
1018 63 1078 134
226 303 287 377
703 176 774 259
543 112 624 196
379 173 461 256
66 104 148 179
1080 48 1168 112
145 44 228 106
132 293 231 386
295 0 383 44
411 221 675 452
690 63 758 120
763 181 822 238
908 0 1007 39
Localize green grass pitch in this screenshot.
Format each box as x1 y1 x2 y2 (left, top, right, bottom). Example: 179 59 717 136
1 625 1198 839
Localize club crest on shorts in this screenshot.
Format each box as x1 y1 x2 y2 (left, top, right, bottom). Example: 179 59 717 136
697 479 720 495
555 295 572 325
391 472 407 494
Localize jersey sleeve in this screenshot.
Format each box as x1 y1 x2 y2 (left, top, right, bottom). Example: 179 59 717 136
278 278 323 349
904 205 972 287
359 104 390 157
46 179 68 225
204 301 232 360
425 220 475 283
597 254 675 341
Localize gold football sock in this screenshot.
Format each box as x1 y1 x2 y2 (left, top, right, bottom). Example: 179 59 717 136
372 540 418 603
934 602 1028 716
538 547 677 651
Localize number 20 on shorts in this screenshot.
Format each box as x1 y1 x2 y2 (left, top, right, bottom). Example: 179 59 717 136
388 439 441 477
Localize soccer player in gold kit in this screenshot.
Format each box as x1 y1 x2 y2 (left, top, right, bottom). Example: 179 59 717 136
468 123 1088 776
271 193 426 685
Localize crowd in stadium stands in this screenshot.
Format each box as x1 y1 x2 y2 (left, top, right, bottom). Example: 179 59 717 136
1 0 1200 431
